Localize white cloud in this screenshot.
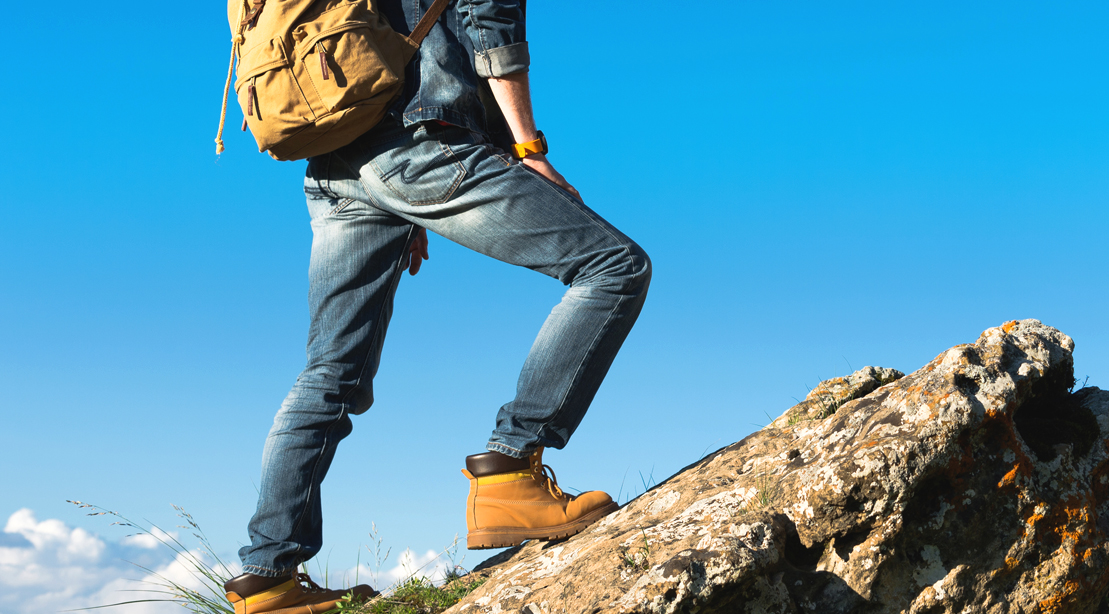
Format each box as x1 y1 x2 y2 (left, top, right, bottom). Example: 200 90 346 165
335 546 462 593
0 508 468 613
120 527 177 551
0 509 238 614
5 508 105 564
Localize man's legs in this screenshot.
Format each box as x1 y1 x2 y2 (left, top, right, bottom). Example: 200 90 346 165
239 177 419 577
238 116 651 572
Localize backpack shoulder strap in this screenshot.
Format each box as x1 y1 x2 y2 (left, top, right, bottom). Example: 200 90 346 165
408 0 451 46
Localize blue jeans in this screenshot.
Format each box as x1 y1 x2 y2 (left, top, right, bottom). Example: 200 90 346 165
239 118 651 576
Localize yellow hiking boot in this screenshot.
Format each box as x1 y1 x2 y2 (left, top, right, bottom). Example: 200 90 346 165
224 572 377 614
461 448 619 549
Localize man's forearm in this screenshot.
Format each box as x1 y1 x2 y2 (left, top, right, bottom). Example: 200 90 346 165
486 70 581 199
486 73 539 145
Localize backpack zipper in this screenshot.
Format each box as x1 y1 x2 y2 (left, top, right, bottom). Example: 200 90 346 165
317 42 330 81
242 78 257 131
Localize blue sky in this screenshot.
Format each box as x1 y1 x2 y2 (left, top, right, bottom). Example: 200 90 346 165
1 1 1106 610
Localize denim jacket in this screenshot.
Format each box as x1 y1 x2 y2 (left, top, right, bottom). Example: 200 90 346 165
379 0 528 135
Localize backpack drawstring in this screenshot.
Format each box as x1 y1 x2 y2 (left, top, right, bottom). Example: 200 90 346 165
215 0 249 156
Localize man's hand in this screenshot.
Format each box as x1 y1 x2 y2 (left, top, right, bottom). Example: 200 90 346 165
521 153 582 201
407 227 429 275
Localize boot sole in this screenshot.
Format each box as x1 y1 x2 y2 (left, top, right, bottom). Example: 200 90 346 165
466 501 619 549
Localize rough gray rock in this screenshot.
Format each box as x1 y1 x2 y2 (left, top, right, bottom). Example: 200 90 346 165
450 320 1109 614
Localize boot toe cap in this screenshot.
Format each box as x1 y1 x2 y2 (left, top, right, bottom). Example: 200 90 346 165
569 490 615 516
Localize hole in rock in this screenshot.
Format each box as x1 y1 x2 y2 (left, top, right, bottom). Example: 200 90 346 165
1013 366 1099 461
843 494 865 513
902 473 952 527
784 528 826 571
833 528 870 561
952 372 980 395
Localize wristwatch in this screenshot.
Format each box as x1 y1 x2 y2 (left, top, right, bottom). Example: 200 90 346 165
512 131 548 159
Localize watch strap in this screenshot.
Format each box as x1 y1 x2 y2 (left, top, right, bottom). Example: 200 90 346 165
512 131 547 159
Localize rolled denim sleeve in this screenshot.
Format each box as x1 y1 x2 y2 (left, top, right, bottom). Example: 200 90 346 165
460 0 529 78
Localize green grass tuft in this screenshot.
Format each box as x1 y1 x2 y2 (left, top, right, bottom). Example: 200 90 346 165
67 501 234 614
618 530 651 572
69 502 485 614
342 576 487 614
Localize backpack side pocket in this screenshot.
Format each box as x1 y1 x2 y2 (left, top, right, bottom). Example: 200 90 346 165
236 38 317 153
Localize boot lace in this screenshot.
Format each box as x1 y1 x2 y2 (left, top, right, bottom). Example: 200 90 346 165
293 572 329 594
531 458 570 500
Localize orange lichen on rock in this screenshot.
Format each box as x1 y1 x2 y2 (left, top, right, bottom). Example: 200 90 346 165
1024 505 1045 528
995 447 1034 492
1002 555 1022 572
998 464 1023 489
1037 580 1081 614
982 414 1035 484
1002 320 1020 334
1051 498 1095 552
1026 494 1104 603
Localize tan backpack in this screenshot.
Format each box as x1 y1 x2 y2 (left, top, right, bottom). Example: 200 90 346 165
215 0 448 161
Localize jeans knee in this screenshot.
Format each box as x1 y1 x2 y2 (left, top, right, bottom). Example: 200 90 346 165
576 240 652 298
628 243 652 296
281 367 375 421
610 241 652 298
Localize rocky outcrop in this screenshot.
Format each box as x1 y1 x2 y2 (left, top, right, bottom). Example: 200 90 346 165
450 320 1109 613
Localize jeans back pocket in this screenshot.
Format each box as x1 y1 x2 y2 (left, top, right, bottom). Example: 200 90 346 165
368 126 467 206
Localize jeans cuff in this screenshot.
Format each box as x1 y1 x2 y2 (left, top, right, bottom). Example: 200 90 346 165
486 441 532 459
242 563 296 578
